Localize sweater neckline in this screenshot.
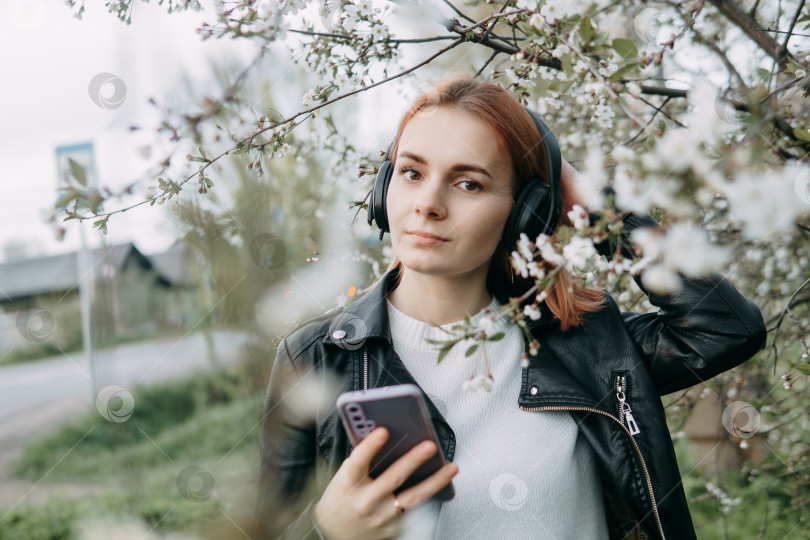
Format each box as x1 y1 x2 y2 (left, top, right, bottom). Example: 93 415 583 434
385 296 506 351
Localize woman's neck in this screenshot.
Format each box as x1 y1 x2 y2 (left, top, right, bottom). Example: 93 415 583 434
386 267 494 326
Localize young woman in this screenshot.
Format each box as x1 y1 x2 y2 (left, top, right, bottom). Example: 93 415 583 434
257 72 767 540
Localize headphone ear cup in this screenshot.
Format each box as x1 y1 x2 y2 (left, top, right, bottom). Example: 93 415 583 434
369 156 393 233
501 179 552 254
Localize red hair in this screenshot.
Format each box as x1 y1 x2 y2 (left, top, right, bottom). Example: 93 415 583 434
364 72 605 330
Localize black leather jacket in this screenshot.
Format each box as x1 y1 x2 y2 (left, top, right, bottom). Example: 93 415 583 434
258 213 767 540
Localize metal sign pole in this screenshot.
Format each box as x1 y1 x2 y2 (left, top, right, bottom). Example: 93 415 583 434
55 142 98 402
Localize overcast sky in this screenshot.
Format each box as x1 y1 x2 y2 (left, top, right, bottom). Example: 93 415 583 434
0 0 437 262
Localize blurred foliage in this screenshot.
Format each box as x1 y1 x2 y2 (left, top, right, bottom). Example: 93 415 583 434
13 368 244 481
4 369 260 540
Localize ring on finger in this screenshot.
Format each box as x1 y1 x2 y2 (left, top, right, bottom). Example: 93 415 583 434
393 495 406 516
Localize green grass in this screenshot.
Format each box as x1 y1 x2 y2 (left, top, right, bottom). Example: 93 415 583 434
1 368 266 540
672 436 806 539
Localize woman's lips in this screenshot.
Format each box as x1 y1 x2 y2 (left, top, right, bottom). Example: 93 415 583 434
408 232 447 246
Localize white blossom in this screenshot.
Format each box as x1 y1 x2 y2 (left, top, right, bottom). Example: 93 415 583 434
640 264 681 294
573 59 590 74
723 167 808 240
611 146 635 163
612 172 651 214
302 89 317 107
515 0 539 10
662 224 729 277
685 79 733 143
552 44 570 58
655 128 699 173
631 227 664 260
334 71 350 90
511 251 529 278
577 148 607 208
478 316 494 332
567 204 589 230
527 261 545 279
370 23 389 41
539 0 571 22
591 102 615 129
524 303 542 320
563 237 597 269
356 0 376 17
517 232 535 261
539 243 564 266
463 374 493 392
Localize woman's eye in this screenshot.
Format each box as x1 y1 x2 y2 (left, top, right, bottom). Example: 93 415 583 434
398 167 481 192
459 180 482 192
398 167 421 181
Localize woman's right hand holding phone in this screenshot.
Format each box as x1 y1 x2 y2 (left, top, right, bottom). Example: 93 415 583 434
313 426 459 540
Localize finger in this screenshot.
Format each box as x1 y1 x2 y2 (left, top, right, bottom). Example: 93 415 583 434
395 463 458 509
372 439 438 495
344 426 389 478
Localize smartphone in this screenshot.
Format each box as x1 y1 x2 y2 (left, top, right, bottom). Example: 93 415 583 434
336 383 455 501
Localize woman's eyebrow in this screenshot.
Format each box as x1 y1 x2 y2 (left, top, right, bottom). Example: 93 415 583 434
397 151 493 180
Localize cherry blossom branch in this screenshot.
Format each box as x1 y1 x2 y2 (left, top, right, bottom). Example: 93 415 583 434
707 0 796 68
766 276 810 374
69 36 464 221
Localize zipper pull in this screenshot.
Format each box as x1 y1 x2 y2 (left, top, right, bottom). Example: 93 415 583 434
615 375 626 426
624 408 641 435
616 375 641 436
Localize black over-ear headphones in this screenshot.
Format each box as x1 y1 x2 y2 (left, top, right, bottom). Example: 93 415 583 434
367 106 562 255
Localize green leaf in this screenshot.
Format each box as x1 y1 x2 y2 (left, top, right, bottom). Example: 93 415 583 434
68 158 88 187
93 217 109 235
793 128 810 141
579 16 594 43
796 363 810 375
436 343 455 364
54 189 79 209
488 332 505 341
756 68 772 85
561 55 574 77
465 344 478 357
204 177 214 188
612 38 638 60
610 62 639 83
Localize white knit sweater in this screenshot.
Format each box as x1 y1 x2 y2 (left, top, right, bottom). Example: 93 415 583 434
386 296 609 540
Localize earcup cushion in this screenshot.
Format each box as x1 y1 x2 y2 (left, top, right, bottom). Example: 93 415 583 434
501 179 552 254
369 157 393 232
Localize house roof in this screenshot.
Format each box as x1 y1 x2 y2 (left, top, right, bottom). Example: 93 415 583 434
146 241 198 287
0 242 196 303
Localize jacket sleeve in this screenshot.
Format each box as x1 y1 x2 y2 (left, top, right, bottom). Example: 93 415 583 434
257 336 327 540
591 210 768 396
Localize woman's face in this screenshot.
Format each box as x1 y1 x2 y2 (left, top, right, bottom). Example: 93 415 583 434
386 105 515 279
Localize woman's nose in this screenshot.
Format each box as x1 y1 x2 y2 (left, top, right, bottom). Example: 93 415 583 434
413 179 447 219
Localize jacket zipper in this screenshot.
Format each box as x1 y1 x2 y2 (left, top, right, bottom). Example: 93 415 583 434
519 402 664 540
616 375 641 436
363 345 368 391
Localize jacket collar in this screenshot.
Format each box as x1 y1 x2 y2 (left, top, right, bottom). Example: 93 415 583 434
323 265 557 346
